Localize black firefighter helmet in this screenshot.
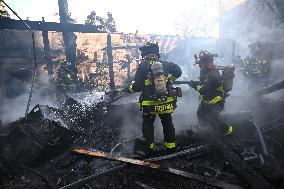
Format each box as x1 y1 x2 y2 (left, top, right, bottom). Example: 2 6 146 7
139 42 160 59
194 50 214 65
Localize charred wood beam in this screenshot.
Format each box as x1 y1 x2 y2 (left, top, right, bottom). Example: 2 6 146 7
145 144 210 162
261 115 284 133
256 80 284 96
127 58 131 81
101 45 139 50
41 17 53 75
58 0 77 72
58 0 68 24
213 142 273 189
107 34 115 93
0 18 103 33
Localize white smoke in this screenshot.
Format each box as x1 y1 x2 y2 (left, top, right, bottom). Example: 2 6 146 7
0 74 57 126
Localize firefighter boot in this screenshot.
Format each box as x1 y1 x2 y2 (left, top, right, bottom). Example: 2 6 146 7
144 143 155 158
164 141 176 155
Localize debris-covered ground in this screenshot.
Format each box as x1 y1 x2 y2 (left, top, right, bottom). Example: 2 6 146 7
0 90 284 189
2 1 284 188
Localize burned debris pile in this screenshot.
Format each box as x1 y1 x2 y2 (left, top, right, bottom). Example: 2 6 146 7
2 0 284 188
0 92 126 188
0 90 284 189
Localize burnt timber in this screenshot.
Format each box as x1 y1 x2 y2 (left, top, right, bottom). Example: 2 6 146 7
0 18 104 33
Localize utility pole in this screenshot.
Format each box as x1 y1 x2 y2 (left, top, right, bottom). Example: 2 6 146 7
58 0 77 73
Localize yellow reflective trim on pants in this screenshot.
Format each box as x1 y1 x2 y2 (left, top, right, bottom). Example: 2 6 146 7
129 84 134 93
144 79 152 86
224 125 233 136
149 143 154 149
201 95 222 105
164 142 176 149
142 97 176 106
252 69 261 74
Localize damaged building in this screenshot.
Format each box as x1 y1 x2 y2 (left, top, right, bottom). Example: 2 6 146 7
1 0 284 188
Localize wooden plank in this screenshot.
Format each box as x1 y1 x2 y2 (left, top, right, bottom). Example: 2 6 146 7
72 148 244 189
73 148 160 169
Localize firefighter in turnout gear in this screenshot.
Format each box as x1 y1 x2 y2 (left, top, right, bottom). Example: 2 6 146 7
56 60 78 102
129 42 182 155
58 60 78 91
56 60 78 105
191 50 233 136
242 57 270 89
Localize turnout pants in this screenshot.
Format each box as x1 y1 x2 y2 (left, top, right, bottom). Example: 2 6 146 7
197 102 229 134
142 113 176 149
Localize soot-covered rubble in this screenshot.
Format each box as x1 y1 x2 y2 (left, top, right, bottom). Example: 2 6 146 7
0 89 284 189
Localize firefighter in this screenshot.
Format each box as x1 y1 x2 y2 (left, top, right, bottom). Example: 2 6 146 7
0 1 10 18
58 60 78 91
128 42 182 155
242 57 263 90
56 60 78 105
190 50 233 136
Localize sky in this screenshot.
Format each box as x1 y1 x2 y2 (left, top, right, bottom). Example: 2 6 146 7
5 0 220 36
